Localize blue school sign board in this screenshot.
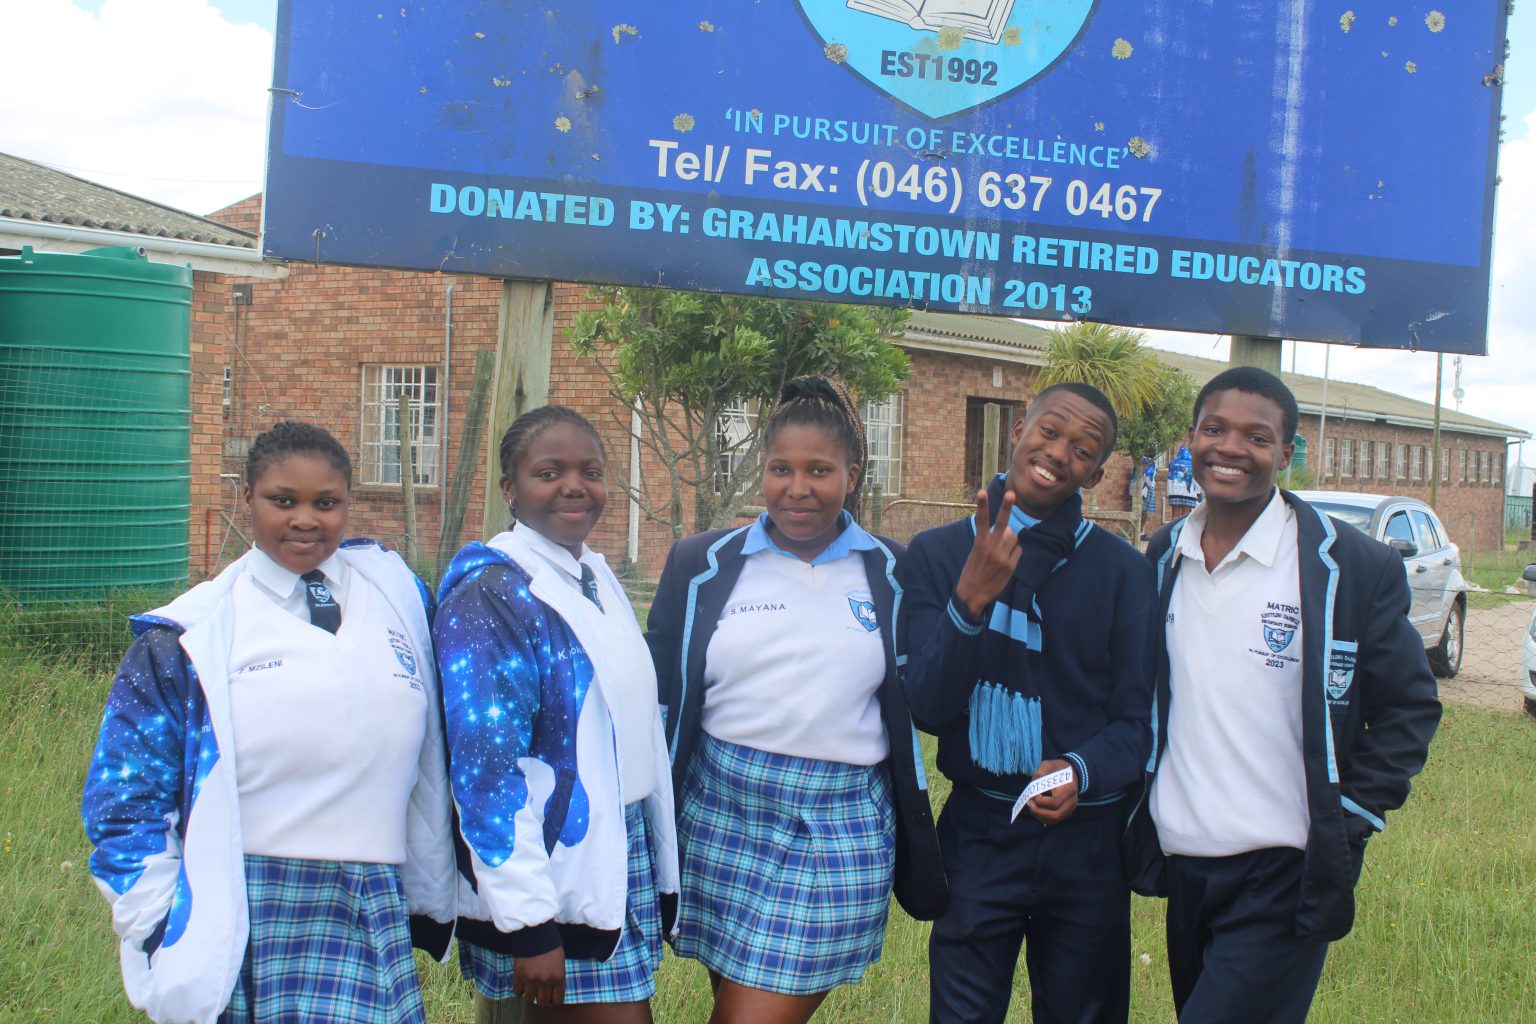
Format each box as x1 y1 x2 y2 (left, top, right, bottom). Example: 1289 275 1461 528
263 3 1507 355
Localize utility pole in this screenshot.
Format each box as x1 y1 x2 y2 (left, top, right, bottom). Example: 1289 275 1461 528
1430 353 1443 509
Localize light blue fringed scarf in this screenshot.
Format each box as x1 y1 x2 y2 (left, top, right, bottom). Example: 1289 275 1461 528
966 476 1092 778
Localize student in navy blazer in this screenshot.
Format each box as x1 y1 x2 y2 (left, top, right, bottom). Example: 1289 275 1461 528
1126 368 1441 1023
647 514 949 921
647 377 947 1024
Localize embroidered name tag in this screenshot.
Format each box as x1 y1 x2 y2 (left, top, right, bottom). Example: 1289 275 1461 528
232 659 283 676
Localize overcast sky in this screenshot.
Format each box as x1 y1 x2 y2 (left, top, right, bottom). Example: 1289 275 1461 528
3 0 1533 464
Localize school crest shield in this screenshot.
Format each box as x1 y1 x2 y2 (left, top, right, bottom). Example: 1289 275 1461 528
1327 646 1357 702
795 0 1098 119
848 595 880 631
1261 609 1298 654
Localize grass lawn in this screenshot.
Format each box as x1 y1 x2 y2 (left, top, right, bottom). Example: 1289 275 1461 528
3 647 1533 1023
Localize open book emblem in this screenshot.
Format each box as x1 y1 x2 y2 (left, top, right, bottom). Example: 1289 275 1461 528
795 0 1096 119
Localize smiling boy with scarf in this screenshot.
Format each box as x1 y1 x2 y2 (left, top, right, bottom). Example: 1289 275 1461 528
904 383 1157 1024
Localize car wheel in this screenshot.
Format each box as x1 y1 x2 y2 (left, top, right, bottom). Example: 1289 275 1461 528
1428 602 1463 678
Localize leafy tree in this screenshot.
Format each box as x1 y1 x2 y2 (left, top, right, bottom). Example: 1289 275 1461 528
1117 363 1199 462
1036 322 1163 418
569 287 909 538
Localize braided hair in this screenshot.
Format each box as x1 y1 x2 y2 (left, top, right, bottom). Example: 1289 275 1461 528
246 421 351 489
762 376 869 519
498 405 605 481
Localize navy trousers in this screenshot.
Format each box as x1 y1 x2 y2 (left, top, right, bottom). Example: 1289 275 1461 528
928 785 1130 1024
1165 849 1330 1023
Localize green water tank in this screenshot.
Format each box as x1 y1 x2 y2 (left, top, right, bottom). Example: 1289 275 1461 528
0 245 192 598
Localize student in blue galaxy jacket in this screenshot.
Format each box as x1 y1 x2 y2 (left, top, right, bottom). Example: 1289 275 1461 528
903 383 1157 1024
1126 367 1441 1023
82 422 455 1024
435 406 679 1021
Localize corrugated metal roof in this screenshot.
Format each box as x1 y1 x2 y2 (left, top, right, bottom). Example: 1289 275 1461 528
0 152 255 249
1153 348 1526 440
894 313 1526 440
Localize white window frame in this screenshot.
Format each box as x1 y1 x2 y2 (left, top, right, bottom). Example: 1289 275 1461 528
1458 449 1467 483
1410 445 1423 482
1394 443 1407 481
360 364 442 487
716 398 760 482
862 393 903 497
1359 440 1373 480
1339 439 1354 478
1440 447 1449 484
1324 437 1336 478
1377 441 1390 481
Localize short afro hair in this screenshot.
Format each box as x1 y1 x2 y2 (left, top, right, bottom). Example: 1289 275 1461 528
1192 366 1299 441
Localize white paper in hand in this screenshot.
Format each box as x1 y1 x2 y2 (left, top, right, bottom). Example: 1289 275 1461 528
1009 767 1075 823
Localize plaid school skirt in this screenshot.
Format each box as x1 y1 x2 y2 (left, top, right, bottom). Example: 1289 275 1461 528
674 733 896 995
459 801 664 1004
219 855 425 1024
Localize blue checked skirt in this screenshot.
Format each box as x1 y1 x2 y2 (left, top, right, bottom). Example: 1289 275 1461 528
674 733 896 995
218 855 425 1024
459 801 663 1004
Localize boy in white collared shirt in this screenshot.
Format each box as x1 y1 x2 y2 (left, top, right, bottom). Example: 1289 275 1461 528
1129 368 1440 1023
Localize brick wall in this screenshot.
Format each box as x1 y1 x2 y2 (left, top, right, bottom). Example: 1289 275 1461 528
1299 414 1508 553
193 195 1513 584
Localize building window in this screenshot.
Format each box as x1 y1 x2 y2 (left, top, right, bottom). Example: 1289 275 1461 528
1494 456 1502 488
862 393 903 497
1394 443 1407 481
1359 440 1373 480
360 364 441 486
1410 445 1424 481
1440 447 1449 483
1458 449 1467 483
716 399 759 480
1339 439 1354 478
1376 441 1390 480
1481 450 1492 485
1324 437 1336 478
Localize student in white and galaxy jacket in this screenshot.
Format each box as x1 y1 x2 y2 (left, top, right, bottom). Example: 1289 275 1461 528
81 539 456 1023
434 405 679 1014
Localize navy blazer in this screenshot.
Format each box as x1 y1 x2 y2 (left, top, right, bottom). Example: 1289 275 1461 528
1126 490 1442 941
645 524 950 921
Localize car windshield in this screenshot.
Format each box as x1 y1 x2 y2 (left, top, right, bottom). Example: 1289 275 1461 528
1309 502 1374 533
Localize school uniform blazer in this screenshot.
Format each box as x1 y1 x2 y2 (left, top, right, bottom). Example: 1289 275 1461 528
1125 490 1442 942
646 524 950 921
81 541 457 1024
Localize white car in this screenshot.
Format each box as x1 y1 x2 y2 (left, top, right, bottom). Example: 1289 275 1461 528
1523 565 1536 716
1293 492 1467 678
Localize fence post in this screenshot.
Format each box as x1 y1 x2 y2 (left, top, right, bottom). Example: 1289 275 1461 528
398 392 419 568
983 402 1001 478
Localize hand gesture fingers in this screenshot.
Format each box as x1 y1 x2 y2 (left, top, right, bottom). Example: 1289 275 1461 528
954 488 1022 617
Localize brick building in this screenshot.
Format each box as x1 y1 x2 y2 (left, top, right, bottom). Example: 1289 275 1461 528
3 158 1523 585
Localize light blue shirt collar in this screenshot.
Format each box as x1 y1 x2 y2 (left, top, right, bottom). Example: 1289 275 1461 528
741 509 878 566
996 473 1041 532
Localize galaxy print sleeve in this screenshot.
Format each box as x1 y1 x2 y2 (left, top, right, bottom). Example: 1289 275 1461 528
434 568 567 951
81 627 202 951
